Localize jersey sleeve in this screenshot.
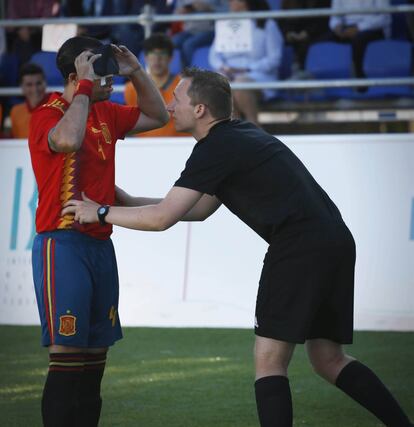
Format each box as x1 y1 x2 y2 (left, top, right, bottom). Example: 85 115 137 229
111 103 141 140
174 138 237 196
29 105 65 153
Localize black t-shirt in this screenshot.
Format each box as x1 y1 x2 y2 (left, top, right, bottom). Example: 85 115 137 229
175 120 343 243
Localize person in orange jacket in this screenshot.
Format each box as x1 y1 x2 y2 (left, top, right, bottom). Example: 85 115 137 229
10 63 50 138
124 33 188 137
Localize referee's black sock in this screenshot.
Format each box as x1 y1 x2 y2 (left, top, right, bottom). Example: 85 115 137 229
75 352 107 427
255 375 293 427
335 360 412 427
41 353 85 427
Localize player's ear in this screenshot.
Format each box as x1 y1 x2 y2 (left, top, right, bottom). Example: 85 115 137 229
194 103 207 118
67 72 78 86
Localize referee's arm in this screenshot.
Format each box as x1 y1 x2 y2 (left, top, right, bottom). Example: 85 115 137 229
114 185 221 222
62 186 221 231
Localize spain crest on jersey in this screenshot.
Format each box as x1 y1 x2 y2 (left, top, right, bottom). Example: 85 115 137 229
59 314 77 336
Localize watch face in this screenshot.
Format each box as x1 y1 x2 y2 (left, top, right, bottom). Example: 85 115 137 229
98 205 109 225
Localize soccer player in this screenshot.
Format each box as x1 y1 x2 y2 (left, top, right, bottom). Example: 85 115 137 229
28 36 168 427
62 68 413 427
10 63 50 138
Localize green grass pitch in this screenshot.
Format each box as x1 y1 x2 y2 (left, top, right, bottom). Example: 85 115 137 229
0 326 413 426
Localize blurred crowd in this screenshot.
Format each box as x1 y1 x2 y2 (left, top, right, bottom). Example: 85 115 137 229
0 0 413 136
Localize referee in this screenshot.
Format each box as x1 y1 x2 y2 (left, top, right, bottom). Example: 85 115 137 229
63 68 413 427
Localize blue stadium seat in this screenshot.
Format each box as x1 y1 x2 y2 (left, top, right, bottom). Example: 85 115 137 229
30 51 62 86
139 48 182 75
190 46 213 70
273 45 295 101
0 53 19 86
306 42 352 79
364 39 411 78
0 53 21 107
279 45 294 80
305 42 353 99
362 39 412 98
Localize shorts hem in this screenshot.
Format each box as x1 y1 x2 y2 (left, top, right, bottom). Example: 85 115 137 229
255 328 306 344
41 335 123 348
306 334 353 345
255 328 353 345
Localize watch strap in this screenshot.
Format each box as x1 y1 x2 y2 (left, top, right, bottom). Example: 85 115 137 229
97 205 110 226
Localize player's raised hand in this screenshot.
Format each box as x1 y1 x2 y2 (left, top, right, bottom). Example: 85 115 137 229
61 192 100 224
111 44 142 77
74 50 101 81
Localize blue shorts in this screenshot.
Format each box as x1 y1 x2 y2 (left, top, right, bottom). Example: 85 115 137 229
32 230 123 348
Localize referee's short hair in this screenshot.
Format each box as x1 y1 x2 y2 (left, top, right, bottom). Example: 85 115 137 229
182 67 232 121
56 36 102 83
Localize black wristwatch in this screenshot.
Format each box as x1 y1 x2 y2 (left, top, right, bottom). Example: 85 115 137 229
97 205 110 225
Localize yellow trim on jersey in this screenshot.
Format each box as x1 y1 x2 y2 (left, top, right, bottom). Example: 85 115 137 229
100 122 112 144
58 153 76 229
46 238 54 340
44 98 66 114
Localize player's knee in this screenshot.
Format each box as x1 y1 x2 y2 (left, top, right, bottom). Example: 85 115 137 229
309 351 346 381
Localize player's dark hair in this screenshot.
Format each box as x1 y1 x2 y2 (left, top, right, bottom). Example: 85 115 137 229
143 33 174 57
18 63 45 84
181 67 232 121
56 36 103 83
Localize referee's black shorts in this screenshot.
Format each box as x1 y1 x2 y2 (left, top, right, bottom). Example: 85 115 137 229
254 221 356 344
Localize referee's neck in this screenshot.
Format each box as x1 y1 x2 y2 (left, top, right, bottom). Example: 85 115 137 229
194 117 229 141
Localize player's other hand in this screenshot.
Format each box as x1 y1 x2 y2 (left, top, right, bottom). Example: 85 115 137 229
111 44 142 77
75 51 102 81
61 192 100 224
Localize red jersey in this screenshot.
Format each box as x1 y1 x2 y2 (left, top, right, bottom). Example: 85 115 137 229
29 92 140 239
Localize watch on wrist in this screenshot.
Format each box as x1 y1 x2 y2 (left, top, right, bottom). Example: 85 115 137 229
97 205 110 225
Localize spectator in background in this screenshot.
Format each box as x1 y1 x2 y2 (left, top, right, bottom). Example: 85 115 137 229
110 0 145 56
61 1 176 55
7 0 59 17
10 63 50 138
173 0 226 67
76 0 113 41
149 0 179 33
209 0 283 126
125 33 188 137
6 0 60 65
279 0 330 75
60 0 84 17
327 0 391 79
62 0 138 50
110 0 176 56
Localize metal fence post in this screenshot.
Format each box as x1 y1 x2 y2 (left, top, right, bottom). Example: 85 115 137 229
141 4 154 39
